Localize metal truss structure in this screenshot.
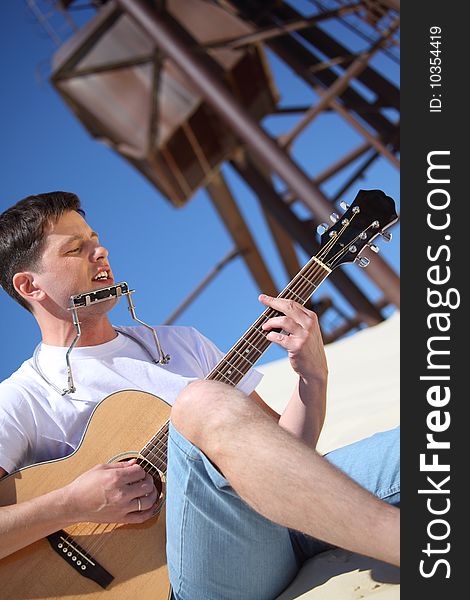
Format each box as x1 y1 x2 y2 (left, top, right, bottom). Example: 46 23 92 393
27 0 400 341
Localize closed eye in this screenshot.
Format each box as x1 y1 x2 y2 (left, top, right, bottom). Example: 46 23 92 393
67 247 81 254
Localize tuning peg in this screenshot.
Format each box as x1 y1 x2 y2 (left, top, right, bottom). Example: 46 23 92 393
369 244 380 253
357 256 370 268
381 231 392 242
329 212 339 223
339 201 350 211
316 222 329 235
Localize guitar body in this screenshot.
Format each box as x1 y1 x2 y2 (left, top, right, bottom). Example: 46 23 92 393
0 390 172 600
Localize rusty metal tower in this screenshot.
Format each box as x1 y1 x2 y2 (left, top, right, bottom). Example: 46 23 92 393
28 0 400 341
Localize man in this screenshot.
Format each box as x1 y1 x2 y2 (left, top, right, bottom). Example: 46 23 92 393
0 192 399 599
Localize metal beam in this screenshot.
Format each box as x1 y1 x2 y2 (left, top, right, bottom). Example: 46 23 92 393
56 54 154 79
163 248 241 325
283 141 372 205
205 171 278 297
331 150 380 204
328 94 400 169
116 0 400 309
280 18 399 149
116 0 365 223
314 141 371 184
202 3 363 50
249 22 398 142
231 154 383 325
252 159 303 284
269 1 400 110
309 0 400 66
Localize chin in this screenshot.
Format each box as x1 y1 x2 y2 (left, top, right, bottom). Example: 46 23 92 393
79 297 119 321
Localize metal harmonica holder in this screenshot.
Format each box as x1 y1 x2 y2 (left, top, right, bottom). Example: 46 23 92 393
63 282 170 395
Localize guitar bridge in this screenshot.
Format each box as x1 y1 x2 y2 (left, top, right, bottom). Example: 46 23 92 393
47 530 114 589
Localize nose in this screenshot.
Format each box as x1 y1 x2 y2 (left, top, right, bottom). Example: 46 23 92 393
91 242 109 262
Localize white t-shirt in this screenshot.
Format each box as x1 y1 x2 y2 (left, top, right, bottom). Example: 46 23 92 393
0 325 262 473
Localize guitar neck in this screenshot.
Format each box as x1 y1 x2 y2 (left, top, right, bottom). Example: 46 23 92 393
139 254 331 474
206 255 331 386
138 188 398 475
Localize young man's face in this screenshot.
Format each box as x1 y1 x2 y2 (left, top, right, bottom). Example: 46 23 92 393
32 210 115 313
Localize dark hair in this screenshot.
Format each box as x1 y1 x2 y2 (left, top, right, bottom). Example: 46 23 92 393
0 191 85 312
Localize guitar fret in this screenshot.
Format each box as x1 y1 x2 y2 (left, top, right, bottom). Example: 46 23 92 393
214 369 233 384
218 361 245 379
298 273 318 290
286 288 303 303
240 335 264 355
231 349 255 368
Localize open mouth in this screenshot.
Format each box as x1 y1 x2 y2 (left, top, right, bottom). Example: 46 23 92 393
92 270 113 284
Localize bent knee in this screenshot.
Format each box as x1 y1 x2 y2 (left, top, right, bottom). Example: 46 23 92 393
171 380 248 447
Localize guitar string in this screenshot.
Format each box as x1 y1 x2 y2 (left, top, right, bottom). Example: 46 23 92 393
327 222 376 267
139 219 360 465
204 261 329 379
63 217 361 557
136 257 334 464
141 260 331 463
70 222 353 552
140 257 333 461
65 259 329 555
143 218 353 468
137 217 362 466
71 264 330 554
144 220 349 411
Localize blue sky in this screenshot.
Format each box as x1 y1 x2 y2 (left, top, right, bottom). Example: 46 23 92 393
0 2 399 382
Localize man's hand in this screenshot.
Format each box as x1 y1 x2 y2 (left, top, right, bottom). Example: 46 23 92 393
62 460 159 525
259 294 328 385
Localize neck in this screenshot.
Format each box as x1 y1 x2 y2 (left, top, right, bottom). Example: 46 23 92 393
38 313 117 347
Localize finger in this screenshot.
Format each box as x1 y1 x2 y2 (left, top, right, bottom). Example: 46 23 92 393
259 295 313 328
140 487 159 511
128 485 159 513
124 505 158 524
93 459 136 473
117 463 147 485
261 316 304 336
127 475 157 500
265 330 293 349
114 459 138 469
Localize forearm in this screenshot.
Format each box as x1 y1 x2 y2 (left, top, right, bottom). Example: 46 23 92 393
278 374 327 448
0 488 70 560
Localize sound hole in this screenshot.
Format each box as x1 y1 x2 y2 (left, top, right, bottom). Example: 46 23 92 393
150 470 163 498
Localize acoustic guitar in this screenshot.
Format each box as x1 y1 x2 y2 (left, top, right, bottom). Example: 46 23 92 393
0 189 397 599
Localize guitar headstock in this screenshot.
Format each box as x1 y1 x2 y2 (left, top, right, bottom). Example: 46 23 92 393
318 189 398 270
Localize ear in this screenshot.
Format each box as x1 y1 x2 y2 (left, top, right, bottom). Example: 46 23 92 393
12 272 46 306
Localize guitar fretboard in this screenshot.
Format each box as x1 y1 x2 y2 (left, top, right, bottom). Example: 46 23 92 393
137 254 330 477
206 256 331 387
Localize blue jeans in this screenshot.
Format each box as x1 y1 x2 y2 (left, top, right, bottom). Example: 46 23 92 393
166 424 400 600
